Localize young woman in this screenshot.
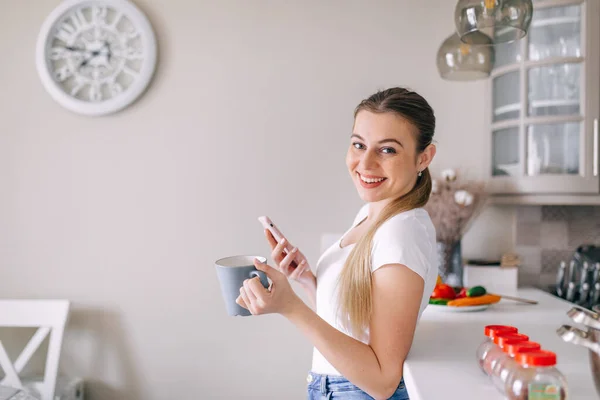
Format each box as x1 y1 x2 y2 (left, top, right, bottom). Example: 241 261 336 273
237 87 438 400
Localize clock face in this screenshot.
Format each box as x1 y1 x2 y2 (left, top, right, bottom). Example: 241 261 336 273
36 0 157 116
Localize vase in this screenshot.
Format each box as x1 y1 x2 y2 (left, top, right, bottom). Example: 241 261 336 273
437 240 463 287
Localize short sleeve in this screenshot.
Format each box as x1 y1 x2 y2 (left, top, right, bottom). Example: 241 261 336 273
370 213 432 280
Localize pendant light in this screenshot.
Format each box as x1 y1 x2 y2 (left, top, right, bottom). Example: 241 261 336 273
437 31 494 81
455 0 533 45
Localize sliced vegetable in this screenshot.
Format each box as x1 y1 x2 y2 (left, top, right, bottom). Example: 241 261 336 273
456 287 467 299
429 298 449 305
467 285 487 297
436 275 443 285
447 294 501 307
431 284 456 300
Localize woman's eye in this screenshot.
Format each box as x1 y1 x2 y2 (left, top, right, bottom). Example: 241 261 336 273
352 142 365 150
381 147 397 154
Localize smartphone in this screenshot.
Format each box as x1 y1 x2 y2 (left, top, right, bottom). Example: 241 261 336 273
258 216 294 253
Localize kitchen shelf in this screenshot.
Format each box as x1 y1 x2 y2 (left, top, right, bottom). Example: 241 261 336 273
492 115 585 131
491 56 584 77
530 99 579 108
531 16 580 27
494 103 521 117
494 100 580 117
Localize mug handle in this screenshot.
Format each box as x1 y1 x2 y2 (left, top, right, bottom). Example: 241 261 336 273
250 270 270 289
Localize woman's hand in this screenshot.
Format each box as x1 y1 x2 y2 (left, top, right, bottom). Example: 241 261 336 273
236 258 302 316
265 229 314 288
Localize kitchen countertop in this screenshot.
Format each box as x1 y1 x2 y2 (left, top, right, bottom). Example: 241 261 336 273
404 288 597 400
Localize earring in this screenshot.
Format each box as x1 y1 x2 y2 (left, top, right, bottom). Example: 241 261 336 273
418 170 423 177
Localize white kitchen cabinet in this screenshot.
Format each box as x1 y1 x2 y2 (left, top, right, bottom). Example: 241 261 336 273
486 0 600 204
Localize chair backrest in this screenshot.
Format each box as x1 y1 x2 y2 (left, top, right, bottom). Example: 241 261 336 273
0 300 70 400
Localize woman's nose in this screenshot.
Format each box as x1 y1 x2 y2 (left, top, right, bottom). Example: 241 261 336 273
360 150 378 170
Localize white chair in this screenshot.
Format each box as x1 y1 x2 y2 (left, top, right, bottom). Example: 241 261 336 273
0 300 70 400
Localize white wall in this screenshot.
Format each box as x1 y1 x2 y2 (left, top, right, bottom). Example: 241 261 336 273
0 1 514 398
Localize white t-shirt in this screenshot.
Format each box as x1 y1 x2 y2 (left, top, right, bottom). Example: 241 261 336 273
311 204 438 376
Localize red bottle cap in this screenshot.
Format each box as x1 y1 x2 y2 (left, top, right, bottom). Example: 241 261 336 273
503 341 541 357
515 350 557 367
493 333 529 347
484 325 518 338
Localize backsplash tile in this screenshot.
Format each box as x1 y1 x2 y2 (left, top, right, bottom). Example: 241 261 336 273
515 222 541 246
539 222 569 250
540 249 572 273
567 217 600 248
541 206 568 221
514 245 541 287
568 205 596 220
515 206 600 287
516 206 542 223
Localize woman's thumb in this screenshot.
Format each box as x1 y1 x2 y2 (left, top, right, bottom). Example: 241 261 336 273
254 258 275 275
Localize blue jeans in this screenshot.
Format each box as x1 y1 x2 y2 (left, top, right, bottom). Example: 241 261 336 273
306 372 409 400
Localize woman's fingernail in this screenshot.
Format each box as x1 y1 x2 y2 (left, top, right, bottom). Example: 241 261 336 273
292 247 298 253
300 260 306 266
280 238 286 244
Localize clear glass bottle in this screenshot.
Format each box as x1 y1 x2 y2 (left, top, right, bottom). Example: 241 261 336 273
476 325 518 375
484 332 530 376
490 340 541 394
505 350 568 400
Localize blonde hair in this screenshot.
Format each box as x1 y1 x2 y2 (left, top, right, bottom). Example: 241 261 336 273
338 88 435 338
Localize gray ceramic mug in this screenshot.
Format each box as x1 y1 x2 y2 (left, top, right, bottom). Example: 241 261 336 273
215 255 270 316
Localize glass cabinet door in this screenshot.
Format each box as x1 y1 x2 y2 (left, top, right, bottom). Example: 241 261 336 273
488 0 599 195
525 3 583 179
528 5 581 60
493 127 520 176
493 35 521 69
526 122 580 176
528 63 581 117
493 72 520 122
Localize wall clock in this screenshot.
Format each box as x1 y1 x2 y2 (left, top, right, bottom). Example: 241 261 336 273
36 0 157 116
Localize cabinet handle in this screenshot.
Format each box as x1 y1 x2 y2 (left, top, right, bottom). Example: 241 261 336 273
595 119 599 177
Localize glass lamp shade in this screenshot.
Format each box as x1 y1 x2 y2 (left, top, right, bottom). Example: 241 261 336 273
437 32 495 81
455 0 533 45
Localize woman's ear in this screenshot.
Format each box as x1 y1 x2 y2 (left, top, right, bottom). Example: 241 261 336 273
418 144 436 171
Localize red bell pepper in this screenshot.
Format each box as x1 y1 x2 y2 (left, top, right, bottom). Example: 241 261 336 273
431 284 456 300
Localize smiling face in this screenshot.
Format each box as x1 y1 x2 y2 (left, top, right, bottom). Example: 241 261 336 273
346 110 431 207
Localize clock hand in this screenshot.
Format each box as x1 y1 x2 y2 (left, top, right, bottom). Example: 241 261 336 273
65 45 86 52
79 47 108 69
103 41 112 62
79 53 96 68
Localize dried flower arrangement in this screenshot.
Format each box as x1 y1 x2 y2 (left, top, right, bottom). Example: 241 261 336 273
424 169 489 283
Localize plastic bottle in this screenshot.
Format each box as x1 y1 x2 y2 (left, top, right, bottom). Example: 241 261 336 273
504 350 568 400
476 325 518 375
484 332 529 376
490 340 541 394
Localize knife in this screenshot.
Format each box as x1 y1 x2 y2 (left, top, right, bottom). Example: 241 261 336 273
592 282 600 308
556 261 567 297
580 262 590 288
568 260 578 285
592 262 600 286
566 281 576 303
579 282 590 306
